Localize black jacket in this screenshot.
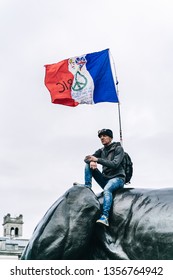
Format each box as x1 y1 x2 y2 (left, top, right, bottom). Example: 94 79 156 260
85 142 126 180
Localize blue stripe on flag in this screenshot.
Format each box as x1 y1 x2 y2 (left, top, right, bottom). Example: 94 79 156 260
85 49 119 103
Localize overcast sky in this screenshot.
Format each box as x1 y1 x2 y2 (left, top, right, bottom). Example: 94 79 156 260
0 0 173 239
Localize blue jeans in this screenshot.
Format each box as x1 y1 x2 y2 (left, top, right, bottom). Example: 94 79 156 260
85 163 124 218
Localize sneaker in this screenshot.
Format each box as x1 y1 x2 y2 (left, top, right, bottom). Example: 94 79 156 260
96 215 109 227
73 182 83 186
73 182 91 188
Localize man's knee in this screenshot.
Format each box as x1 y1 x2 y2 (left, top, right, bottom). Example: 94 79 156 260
103 189 112 196
85 163 90 169
104 182 115 192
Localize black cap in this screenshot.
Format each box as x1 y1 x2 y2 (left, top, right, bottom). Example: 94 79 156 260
98 129 113 138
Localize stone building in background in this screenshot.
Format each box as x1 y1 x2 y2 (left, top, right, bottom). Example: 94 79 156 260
0 214 29 259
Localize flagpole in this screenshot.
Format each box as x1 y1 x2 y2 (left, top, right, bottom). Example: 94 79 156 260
109 50 123 146
116 83 123 145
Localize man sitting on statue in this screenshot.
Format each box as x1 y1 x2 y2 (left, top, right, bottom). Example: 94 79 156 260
74 128 125 226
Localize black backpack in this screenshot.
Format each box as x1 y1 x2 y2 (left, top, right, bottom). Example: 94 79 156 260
115 142 133 184
122 152 133 184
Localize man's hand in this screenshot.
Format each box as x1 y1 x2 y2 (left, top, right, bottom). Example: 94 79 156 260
85 155 98 162
90 161 97 169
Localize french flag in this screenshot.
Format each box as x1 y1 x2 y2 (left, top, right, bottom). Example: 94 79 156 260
44 49 119 107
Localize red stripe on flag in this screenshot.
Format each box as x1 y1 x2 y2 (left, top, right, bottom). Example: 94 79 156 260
44 59 78 107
